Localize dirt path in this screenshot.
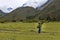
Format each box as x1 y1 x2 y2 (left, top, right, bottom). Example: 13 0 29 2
0 28 20 33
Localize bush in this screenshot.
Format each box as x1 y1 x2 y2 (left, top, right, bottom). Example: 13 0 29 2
0 21 5 23
12 20 16 22
20 20 23 22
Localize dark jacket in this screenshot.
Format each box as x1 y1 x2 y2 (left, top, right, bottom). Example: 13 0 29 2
37 25 41 28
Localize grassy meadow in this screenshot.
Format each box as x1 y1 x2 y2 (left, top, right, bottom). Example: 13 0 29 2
0 22 60 40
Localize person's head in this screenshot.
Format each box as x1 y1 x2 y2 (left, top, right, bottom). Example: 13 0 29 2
38 22 41 24
38 23 40 24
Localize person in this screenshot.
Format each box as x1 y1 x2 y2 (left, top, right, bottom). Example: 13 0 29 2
37 22 41 33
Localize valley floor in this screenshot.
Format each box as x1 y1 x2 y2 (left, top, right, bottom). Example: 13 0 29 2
0 22 60 40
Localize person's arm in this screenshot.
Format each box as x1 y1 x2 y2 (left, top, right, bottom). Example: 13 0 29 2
37 25 40 28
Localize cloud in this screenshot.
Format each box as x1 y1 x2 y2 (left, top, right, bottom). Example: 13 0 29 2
23 0 48 8
0 0 48 13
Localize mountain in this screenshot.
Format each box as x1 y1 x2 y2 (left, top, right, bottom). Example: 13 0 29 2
0 7 39 22
0 0 60 22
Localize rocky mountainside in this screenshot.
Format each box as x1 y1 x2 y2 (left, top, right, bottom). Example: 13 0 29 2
0 7 39 21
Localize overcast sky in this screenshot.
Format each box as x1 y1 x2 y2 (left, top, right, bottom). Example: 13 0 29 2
0 0 48 13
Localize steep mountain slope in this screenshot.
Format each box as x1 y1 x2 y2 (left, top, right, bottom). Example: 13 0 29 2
36 0 60 20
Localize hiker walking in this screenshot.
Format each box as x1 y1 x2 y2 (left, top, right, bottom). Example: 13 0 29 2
37 22 41 33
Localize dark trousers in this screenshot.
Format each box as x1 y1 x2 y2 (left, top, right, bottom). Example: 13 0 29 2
38 28 41 33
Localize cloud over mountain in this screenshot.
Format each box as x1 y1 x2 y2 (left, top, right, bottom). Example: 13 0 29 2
0 0 48 13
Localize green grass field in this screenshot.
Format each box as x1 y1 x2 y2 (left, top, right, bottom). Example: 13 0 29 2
0 22 60 40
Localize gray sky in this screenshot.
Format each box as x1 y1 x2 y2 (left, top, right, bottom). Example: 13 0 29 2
0 0 48 13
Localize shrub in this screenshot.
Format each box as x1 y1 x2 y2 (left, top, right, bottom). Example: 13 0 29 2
12 20 16 22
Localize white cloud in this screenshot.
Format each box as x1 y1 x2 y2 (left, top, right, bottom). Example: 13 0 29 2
0 0 48 13
23 0 48 8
